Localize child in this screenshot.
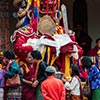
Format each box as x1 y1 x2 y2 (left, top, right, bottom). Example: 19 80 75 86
63 64 83 100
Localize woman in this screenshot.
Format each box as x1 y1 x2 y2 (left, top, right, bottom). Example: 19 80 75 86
64 64 83 100
20 52 36 100
83 56 100 100
3 50 22 100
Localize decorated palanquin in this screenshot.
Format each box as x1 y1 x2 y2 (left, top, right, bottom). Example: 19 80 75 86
11 0 83 77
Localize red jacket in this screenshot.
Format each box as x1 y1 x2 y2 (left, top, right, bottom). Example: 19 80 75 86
41 75 66 100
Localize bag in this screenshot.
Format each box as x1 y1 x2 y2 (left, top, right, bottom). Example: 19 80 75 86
82 79 91 97
6 74 21 87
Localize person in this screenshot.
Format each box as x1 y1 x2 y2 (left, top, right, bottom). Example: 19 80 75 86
31 50 48 100
0 57 5 100
79 57 89 82
41 66 66 100
83 56 100 100
74 24 92 55
87 38 100 56
3 50 22 100
80 56 93 100
20 52 36 100
63 64 83 100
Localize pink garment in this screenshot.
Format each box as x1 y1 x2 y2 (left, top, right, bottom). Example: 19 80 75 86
41 76 66 100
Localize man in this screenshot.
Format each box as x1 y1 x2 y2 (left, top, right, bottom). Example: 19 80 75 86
87 38 100 56
20 52 36 100
41 66 66 100
74 24 92 55
31 50 47 100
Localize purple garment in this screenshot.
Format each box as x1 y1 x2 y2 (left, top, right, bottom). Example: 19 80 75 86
21 63 36 100
0 69 5 87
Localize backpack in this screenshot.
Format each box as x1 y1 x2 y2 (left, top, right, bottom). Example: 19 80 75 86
0 69 5 87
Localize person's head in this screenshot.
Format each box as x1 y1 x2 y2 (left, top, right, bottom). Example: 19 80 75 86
45 66 56 76
3 50 15 64
82 56 93 68
26 52 33 64
74 24 83 33
96 38 100 49
4 50 15 59
31 50 42 63
71 64 79 77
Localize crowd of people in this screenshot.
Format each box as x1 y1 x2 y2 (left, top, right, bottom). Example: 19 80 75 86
0 37 100 100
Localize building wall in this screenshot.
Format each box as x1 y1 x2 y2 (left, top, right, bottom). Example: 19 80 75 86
63 0 100 47
86 0 100 47
0 0 10 51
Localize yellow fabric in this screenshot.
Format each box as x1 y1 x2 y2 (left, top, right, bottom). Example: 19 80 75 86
54 25 64 34
50 55 58 66
34 60 42 80
42 46 46 60
16 58 25 66
24 63 30 73
27 0 32 6
37 0 40 8
0 64 2 69
64 55 70 78
47 47 50 64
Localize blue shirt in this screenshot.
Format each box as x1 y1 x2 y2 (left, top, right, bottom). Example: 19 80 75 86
88 65 100 90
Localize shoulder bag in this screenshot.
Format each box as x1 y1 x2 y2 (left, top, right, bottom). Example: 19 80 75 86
6 74 21 87
82 79 91 98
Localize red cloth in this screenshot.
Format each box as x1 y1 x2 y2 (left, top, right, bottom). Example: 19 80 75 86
41 76 66 100
21 63 36 100
87 46 98 56
13 33 37 62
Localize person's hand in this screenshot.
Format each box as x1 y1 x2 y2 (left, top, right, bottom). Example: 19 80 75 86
32 80 39 88
63 75 72 82
62 77 66 83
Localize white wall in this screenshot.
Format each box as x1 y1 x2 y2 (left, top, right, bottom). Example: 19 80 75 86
65 0 100 47
86 0 100 47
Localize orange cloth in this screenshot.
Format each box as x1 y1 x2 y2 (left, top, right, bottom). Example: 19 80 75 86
41 76 66 100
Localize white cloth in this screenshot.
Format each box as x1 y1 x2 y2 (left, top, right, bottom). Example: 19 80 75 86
64 77 80 96
22 34 79 59
0 88 4 98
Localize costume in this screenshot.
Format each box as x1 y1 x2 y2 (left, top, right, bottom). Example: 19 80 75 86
41 76 66 100
11 0 83 81
88 65 100 100
21 63 36 100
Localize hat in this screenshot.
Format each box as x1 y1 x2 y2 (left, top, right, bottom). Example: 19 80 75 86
38 15 55 33
45 66 56 73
